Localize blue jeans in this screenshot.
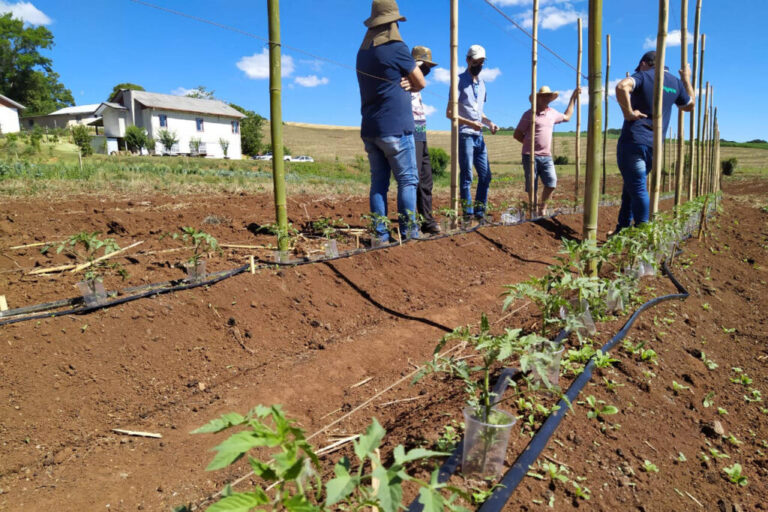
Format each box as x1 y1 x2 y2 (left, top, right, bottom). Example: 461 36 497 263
616 141 653 229
459 133 492 218
362 134 419 242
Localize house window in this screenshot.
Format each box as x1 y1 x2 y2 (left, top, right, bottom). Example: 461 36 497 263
231 120 240 134
196 118 204 132
159 114 167 127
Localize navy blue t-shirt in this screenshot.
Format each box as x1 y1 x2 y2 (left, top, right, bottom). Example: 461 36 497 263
356 41 416 138
619 69 691 147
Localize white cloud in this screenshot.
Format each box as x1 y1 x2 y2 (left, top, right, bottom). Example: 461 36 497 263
0 1 51 24
520 4 584 30
431 66 502 84
171 87 196 96
236 49 295 79
294 75 329 87
643 29 695 50
299 59 325 72
422 103 437 117
550 78 623 108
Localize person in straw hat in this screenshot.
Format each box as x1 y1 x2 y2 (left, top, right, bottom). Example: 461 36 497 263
514 86 579 216
612 51 693 232
356 0 426 243
410 45 441 235
447 44 500 223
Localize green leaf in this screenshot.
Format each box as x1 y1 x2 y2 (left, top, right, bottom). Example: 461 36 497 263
206 431 263 471
372 464 403 512
191 413 246 434
325 462 356 506
354 419 385 462
393 447 449 465
601 405 619 415
206 491 269 512
417 486 445 512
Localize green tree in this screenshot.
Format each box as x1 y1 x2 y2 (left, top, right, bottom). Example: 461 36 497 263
71 125 92 156
124 125 147 153
184 85 215 100
108 83 144 101
0 14 74 115
157 129 178 153
229 103 265 157
429 147 449 177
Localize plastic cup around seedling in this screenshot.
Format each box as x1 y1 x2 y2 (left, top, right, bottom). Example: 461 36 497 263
528 344 565 388
77 279 108 307
461 407 516 478
323 239 339 258
184 260 207 283
273 250 292 264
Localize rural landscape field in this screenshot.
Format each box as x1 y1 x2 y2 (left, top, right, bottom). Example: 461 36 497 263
1 122 768 511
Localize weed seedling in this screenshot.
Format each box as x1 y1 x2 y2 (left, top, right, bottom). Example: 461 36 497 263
641 460 659 473
570 481 591 500
541 462 569 485
717 407 729 416
730 374 753 386
640 349 658 364
709 448 730 460
676 452 687 463
723 463 748 486
701 302 711 311
744 389 763 403
700 352 719 370
584 395 619 420
703 392 715 408
593 350 619 369
726 434 743 446
671 381 690 395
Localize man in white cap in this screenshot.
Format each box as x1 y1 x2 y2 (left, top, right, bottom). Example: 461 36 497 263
446 44 499 222
357 0 426 243
514 86 579 216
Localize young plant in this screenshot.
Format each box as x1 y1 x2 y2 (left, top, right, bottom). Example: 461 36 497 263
640 348 658 364
723 463 748 486
641 460 659 473
435 421 463 453
584 395 619 421
593 350 619 369
671 381 690 394
703 392 716 408
744 389 763 403
541 462 570 485
570 481 591 500
192 405 468 511
172 227 220 266
56 231 126 285
700 352 719 370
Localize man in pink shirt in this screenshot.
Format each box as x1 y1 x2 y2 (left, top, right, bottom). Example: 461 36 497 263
514 86 578 216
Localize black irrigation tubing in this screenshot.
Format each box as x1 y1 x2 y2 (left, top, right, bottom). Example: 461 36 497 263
478 258 689 512
0 192 679 325
0 265 249 327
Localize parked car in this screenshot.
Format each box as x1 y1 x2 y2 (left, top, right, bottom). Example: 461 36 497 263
291 155 314 163
284 155 292 161
252 153 272 161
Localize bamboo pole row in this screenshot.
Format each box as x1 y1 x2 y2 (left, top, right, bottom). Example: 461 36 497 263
649 0 668 217
674 0 688 207
687 0 702 200
695 33 706 196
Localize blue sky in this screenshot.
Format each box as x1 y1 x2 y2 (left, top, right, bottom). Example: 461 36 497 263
3 0 766 142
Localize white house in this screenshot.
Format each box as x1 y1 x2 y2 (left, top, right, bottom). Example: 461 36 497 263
0 94 25 134
22 104 101 130
100 90 246 159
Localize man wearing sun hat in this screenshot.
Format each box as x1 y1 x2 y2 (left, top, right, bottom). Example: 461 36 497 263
410 45 440 235
514 86 579 216
612 50 694 231
447 44 500 222
357 0 426 243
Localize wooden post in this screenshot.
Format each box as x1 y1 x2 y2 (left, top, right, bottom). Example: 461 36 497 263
675 0 688 207
529 0 539 217
687 0 702 200
583 0 602 253
695 33 706 197
649 0 668 218
601 33 610 196
450 0 459 223
267 0 289 251
575 18 583 203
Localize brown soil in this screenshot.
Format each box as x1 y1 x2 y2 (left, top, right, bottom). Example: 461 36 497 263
0 179 766 511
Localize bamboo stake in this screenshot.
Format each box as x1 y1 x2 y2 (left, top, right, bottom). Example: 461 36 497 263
700 82 709 197
111 429 162 439
601 33 610 196
695 33 706 196
674 0 688 207
575 18 583 203
714 120 721 194
707 89 715 194
70 241 144 274
530 0 539 217
267 0 289 251
0 295 8 312
711 108 718 194
28 263 76 275
649 0 668 217
582 0 602 257
687 0 702 200
450 0 459 226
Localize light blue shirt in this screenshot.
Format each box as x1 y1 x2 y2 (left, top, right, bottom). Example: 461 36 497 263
458 70 486 136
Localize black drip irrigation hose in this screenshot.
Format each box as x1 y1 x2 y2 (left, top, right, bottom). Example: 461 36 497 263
406 253 689 512
0 191 679 327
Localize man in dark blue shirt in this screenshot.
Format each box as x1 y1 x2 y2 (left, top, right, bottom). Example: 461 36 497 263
614 51 694 230
357 0 425 243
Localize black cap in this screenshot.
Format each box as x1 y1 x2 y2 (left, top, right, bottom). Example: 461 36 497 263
635 51 656 72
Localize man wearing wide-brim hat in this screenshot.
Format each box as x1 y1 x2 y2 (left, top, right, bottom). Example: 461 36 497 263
410 45 441 235
357 0 426 243
612 51 694 231
514 85 579 216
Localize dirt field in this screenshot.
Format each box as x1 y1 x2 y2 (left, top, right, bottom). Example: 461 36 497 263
1 178 767 511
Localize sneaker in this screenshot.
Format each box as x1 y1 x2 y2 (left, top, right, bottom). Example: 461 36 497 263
422 224 442 235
